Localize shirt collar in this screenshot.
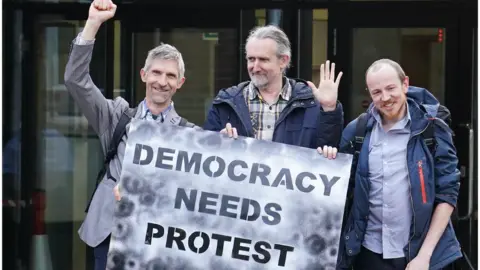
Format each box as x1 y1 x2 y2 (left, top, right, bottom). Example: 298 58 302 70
247 77 291 101
372 102 411 130
141 99 174 120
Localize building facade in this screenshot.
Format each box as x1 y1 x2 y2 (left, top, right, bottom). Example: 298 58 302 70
2 0 477 269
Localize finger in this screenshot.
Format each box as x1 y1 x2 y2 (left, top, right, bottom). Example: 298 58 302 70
325 60 330 81
335 71 343 85
93 0 100 8
232 128 238 139
110 1 117 11
226 123 233 137
323 145 328 158
319 64 324 86
327 146 333 159
102 0 108 10
114 185 121 201
220 128 227 134
333 147 338 159
330 62 336 81
316 147 323 155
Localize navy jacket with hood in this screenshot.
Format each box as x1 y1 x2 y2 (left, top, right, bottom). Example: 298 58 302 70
203 78 344 149
336 86 462 269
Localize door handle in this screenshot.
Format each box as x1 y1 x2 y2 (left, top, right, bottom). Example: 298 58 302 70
458 123 474 221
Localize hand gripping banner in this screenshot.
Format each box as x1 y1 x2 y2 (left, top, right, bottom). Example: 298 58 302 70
107 120 353 270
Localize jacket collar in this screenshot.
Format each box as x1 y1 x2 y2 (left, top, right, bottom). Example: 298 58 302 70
134 100 184 125
365 98 430 136
215 77 314 103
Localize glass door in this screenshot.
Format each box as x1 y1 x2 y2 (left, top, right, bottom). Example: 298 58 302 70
121 8 244 126
329 1 477 269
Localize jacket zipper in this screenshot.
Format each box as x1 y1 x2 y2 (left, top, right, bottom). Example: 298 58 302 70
273 97 313 135
405 123 430 261
417 160 427 203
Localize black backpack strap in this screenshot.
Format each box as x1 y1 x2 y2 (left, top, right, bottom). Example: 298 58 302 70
179 117 188 127
354 113 368 155
85 107 138 212
423 118 436 156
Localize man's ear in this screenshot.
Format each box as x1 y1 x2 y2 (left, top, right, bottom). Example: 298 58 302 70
403 76 410 92
177 77 186 89
140 69 147 82
280 55 290 70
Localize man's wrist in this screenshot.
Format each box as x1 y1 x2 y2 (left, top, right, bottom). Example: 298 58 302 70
321 103 337 112
418 248 433 260
81 19 103 40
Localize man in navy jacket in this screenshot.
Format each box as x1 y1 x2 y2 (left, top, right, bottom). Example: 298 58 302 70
204 25 344 150
320 59 461 270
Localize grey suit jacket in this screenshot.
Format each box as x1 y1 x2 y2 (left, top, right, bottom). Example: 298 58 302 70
64 35 195 247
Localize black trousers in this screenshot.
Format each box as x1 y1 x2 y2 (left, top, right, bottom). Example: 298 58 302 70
353 246 407 270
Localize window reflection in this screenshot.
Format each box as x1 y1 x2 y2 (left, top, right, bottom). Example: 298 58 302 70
312 9 328 86
33 15 107 270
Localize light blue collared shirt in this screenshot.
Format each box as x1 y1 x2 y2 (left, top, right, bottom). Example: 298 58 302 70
140 99 173 123
362 104 413 259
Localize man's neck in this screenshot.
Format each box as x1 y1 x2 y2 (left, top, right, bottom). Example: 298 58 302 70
145 99 171 116
381 102 407 131
258 77 284 104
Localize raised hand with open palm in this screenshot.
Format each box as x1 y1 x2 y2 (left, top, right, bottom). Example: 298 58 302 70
307 60 343 112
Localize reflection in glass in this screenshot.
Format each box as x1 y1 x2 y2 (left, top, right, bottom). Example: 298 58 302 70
34 16 106 270
312 9 328 86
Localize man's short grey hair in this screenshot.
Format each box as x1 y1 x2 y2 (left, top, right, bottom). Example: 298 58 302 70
365 58 406 83
143 43 185 79
245 25 292 69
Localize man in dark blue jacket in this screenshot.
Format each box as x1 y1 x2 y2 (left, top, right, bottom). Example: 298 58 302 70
320 59 461 270
204 25 344 150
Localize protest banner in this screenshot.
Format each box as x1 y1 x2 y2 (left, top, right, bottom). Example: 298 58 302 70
107 120 353 270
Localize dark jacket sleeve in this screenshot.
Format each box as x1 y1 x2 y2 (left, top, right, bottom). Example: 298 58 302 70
316 102 344 148
203 104 223 132
433 119 461 207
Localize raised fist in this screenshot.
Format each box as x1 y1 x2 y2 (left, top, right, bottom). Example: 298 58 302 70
88 0 117 24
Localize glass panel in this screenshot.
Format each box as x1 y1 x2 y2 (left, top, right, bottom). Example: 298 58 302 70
350 28 446 120
312 9 328 86
256 9 267 26
131 27 238 125
113 20 124 99
3 9 24 270
34 15 106 270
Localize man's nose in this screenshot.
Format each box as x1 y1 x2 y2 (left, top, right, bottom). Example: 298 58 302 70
381 91 390 101
252 61 261 72
157 74 167 86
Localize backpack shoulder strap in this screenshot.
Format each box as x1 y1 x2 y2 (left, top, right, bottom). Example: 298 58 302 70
179 117 188 127
86 106 138 212
104 107 138 164
423 118 436 155
178 117 196 128
354 113 369 155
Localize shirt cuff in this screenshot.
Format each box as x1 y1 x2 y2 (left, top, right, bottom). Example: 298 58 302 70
74 32 95 45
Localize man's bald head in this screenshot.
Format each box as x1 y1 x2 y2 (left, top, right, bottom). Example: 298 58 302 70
365 59 406 86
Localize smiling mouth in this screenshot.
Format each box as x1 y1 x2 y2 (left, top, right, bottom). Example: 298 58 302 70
152 86 168 92
383 102 394 108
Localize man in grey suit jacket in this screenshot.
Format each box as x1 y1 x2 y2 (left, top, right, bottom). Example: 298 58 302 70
63 0 194 269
